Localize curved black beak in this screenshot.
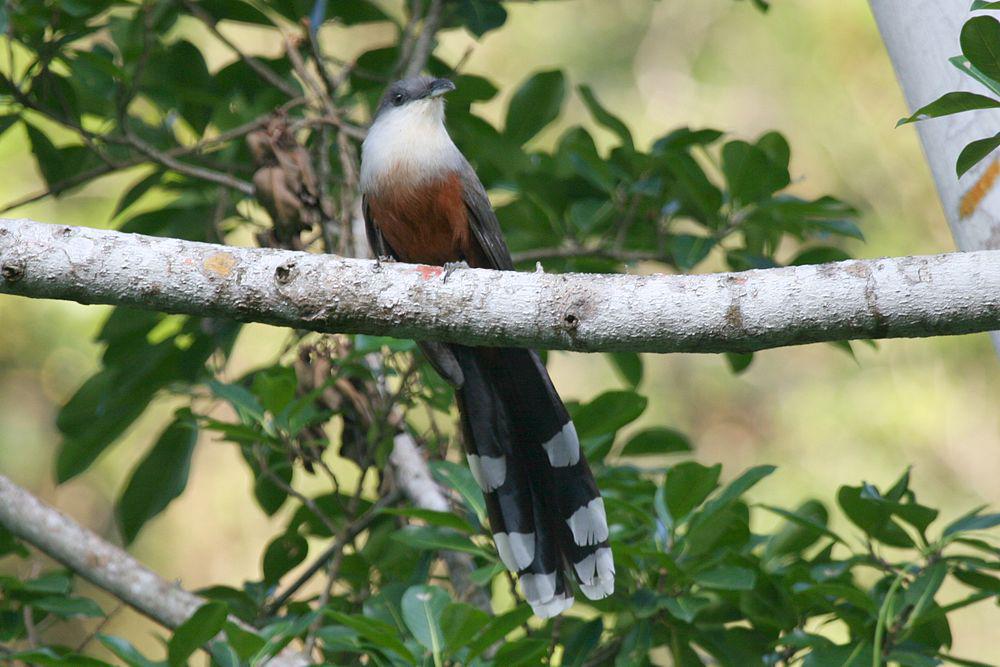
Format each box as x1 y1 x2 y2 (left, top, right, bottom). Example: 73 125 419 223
428 78 456 98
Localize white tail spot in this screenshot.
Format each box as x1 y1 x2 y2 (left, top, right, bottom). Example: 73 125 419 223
542 422 580 467
567 497 609 546
466 453 506 492
493 531 535 572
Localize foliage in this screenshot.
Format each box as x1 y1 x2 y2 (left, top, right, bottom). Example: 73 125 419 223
0 0 996 665
897 3 1000 176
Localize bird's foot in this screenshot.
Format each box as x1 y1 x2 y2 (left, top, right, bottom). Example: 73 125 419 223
373 254 396 272
442 260 469 282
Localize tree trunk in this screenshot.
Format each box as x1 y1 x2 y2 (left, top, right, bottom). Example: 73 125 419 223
870 0 1000 354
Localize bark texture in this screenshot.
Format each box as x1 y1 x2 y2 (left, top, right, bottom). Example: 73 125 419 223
2 217 999 353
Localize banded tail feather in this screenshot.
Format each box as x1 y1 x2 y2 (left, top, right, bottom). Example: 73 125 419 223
451 346 615 618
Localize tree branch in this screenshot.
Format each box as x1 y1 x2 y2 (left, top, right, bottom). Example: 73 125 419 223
0 474 308 667
403 0 444 79
1 218 999 353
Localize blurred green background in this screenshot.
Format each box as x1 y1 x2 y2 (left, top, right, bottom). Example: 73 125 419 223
1 0 997 659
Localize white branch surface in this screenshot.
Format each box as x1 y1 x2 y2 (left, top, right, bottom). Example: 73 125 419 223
2 218 999 352
0 474 307 666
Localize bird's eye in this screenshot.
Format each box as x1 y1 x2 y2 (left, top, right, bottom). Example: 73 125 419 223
392 93 405 106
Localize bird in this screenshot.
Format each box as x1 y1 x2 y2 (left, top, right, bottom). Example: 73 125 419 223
359 76 614 618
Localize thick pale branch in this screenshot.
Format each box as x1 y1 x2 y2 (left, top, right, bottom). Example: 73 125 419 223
0 474 307 666
1 218 999 353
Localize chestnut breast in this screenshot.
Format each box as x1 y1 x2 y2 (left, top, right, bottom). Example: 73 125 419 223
367 171 489 267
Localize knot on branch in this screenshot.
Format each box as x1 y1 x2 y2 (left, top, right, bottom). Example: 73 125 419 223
1 261 25 283
275 260 298 285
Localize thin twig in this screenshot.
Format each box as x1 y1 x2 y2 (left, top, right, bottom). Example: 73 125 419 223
265 489 401 615
183 0 300 98
403 0 444 78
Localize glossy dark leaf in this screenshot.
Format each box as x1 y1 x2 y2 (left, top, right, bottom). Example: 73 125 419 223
722 140 790 205
619 427 692 457
944 509 1000 536
571 390 648 439
391 526 490 558
961 16 1000 84
168 602 228 667
25 124 92 189
693 565 757 591
669 234 715 269
31 595 103 618
262 531 308 583
440 602 490 651
607 352 643 387
897 91 1000 126
662 461 722 523
957 132 1000 177
117 414 199 544
455 0 507 36
505 70 566 145
578 84 633 148
562 618 603 667
465 606 533 661
725 352 754 374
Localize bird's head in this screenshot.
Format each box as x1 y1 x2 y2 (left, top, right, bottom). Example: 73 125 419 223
372 76 456 127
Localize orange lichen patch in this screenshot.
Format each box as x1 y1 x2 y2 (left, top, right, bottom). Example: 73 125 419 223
414 264 444 280
203 252 237 277
959 159 1000 219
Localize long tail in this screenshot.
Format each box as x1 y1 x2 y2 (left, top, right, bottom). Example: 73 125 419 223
451 346 614 617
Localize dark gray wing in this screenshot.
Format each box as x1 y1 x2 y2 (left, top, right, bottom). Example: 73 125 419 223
362 194 396 260
458 160 514 271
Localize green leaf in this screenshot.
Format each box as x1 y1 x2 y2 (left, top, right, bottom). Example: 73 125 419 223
944 510 1000 536
31 595 103 618
725 351 754 374
25 123 92 189
325 611 416 662
494 637 549 665
400 585 450 655
761 501 844 553
662 461 722 522
897 91 1000 126
791 247 852 266
961 16 1000 85
956 132 1000 177
607 352 642 387
117 415 199 544
505 70 566 145
663 594 712 623
262 531 308 583
465 606 533 661
391 526 490 558
578 84 633 148
381 507 475 533
619 427 692 457
430 460 486 525
0 114 19 139
669 234 715 270
440 602 490 652
572 390 648 439
693 566 757 591
837 484 914 548
972 0 1000 8
455 0 507 37
722 140 790 205
168 601 228 667
97 635 159 667
562 618 603 667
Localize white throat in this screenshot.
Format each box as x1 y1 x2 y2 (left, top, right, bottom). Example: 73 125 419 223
360 98 464 193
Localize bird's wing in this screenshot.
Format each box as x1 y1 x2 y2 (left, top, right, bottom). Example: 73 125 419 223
458 160 515 271
362 194 397 260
